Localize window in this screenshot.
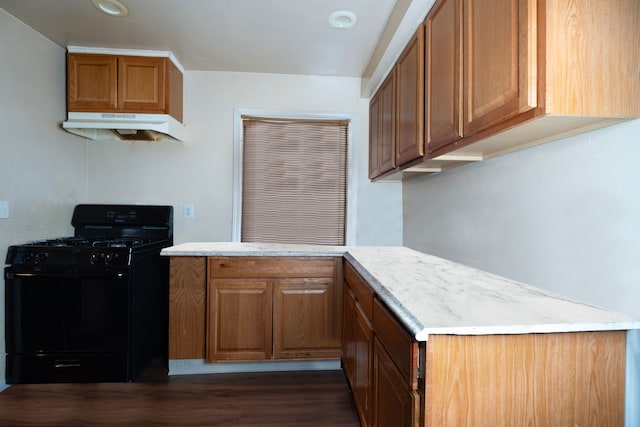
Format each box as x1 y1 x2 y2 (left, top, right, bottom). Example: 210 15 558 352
233 112 352 245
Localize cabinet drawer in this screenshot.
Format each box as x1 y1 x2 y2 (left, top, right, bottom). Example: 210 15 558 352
373 298 419 389
344 261 374 320
209 257 335 279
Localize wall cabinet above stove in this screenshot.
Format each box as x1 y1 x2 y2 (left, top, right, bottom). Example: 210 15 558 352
67 52 183 123
372 0 640 181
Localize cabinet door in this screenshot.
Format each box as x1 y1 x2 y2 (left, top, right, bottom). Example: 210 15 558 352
117 56 167 113
379 69 397 175
342 287 357 387
395 25 425 167
354 300 373 427
372 338 419 427
206 279 272 361
463 0 536 137
425 0 463 154
273 278 341 359
369 67 396 178
369 91 382 179
67 54 117 112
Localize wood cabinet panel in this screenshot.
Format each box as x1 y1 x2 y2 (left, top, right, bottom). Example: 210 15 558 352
169 257 206 359
370 70 397 178
425 0 462 154
343 261 375 427
395 24 425 167
374 0 640 178
544 0 640 117
379 70 397 174
166 59 184 122
369 25 424 179
354 300 373 427
206 279 273 361
368 91 382 179
425 331 626 427
373 298 419 390
209 256 335 279
273 278 341 359
372 337 420 427
117 56 166 113
342 287 357 386
205 257 341 362
67 53 183 122
67 54 117 112
343 262 374 320
462 0 537 137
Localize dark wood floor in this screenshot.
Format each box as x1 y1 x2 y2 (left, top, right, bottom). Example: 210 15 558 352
0 362 360 426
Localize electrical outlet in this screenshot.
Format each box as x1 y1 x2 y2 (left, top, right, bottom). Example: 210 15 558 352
0 200 8 219
183 204 194 219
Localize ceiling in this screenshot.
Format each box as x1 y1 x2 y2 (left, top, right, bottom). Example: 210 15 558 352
0 0 405 78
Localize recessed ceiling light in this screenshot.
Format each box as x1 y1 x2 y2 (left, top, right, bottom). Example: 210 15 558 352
328 10 357 29
91 0 129 17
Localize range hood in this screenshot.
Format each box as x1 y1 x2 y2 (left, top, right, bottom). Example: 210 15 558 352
63 112 186 142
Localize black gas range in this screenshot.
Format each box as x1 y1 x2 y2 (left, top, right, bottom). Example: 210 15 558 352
4 204 174 383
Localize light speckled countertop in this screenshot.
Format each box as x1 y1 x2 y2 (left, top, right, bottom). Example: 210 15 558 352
162 242 640 341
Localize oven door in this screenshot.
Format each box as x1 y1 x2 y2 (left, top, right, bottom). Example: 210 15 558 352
5 267 131 354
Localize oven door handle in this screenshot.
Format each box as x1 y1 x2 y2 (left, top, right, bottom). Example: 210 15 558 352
6 271 129 279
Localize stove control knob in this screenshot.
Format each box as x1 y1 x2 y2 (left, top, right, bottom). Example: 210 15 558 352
105 252 119 264
90 253 100 265
34 252 48 264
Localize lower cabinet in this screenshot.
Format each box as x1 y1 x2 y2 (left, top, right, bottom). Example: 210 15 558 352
344 261 417 427
342 285 372 424
208 279 273 361
341 259 627 427
273 278 342 359
372 337 419 427
170 256 628 426
206 256 342 362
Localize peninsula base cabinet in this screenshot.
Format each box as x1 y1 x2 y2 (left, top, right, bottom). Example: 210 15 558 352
341 260 627 427
168 256 343 363
424 332 626 426
207 257 342 362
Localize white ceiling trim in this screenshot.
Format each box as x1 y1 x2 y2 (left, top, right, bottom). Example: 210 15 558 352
362 0 435 98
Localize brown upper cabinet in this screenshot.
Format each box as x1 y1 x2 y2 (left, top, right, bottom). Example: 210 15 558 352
373 0 640 179
369 70 397 178
395 25 425 167
67 53 183 123
424 0 462 154
369 25 425 179
426 0 537 157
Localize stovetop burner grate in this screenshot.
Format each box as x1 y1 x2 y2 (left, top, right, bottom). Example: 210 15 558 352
27 237 157 248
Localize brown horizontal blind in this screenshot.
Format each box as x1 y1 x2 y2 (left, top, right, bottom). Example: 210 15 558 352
241 117 348 245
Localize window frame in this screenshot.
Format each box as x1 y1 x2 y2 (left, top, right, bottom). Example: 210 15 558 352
232 108 358 245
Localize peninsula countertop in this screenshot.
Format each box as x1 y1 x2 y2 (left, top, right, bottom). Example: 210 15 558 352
162 242 640 341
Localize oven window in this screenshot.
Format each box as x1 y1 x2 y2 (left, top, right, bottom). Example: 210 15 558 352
8 275 130 353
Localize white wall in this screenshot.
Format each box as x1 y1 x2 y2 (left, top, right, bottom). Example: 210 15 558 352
403 119 640 426
0 9 88 386
85 71 403 246
0 10 405 387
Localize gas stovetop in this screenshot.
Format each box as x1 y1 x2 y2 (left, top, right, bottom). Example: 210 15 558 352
5 204 174 268
27 237 158 248
6 237 171 268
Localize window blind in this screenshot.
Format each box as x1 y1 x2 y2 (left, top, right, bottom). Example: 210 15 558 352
241 117 348 245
